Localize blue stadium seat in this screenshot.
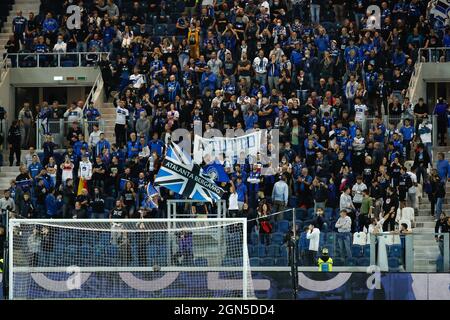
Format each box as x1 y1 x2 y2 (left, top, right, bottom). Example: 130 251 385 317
296 208 307 220
275 257 288 266
345 257 358 266
307 208 315 219
357 257 370 266
105 197 115 210
334 257 344 266
388 257 401 271
147 245 158 265
194 257 208 267
363 244 371 257
261 257 275 266
154 24 167 36
175 1 186 12
288 196 298 208
271 232 284 245
250 232 259 245
61 60 75 67
256 244 266 258
279 246 288 259
250 257 260 266
166 24 177 35
267 244 280 257
277 220 289 233
351 245 363 257
389 244 402 258
283 210 293 220
325 233 336 245
248 245 258 258
223 258 234 266
324 208 333 220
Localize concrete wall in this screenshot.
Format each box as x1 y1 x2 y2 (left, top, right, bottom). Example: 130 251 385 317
9 67 100 87
413 62 450 102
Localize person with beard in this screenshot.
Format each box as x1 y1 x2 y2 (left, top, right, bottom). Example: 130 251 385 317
382 187 399 232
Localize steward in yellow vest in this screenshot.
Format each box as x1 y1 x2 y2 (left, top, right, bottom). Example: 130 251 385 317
318 248 333 272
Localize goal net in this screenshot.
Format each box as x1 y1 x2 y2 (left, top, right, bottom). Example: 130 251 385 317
8 218 254 300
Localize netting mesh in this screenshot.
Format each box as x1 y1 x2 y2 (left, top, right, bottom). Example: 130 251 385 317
9 219 254 299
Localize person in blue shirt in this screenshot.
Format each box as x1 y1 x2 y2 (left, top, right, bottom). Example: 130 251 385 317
127 132 140 159
392 47 406 68
234 176 248 211
45 188 62 218
88 33 103 52
84 103 101 122
34 35 49 66
436 152 450 183
314 28 330 54
399 119 415 160
149 132 165 157
102 21 116 53
434 98 449 146
42 12 59 40
96 133 111 156
28 155 43 179
244 107 258 130
200 65 217 95
73 134 89 158
166 75 181 102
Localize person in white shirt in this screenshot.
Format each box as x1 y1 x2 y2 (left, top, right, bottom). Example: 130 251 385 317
228 185 239 217
252 50 268 86
78 155 92 180
352 176 367 211
340 186 355 213
418 118 432 156
64 103 83 123
53 35 67 53
406 168 418 210
306 224 320 266
129 67 145 90
89 124 103 156
354 97 368 131
114 100 129 148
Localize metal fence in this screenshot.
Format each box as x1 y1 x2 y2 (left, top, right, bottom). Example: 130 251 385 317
418 47 450 63
5 52 108 68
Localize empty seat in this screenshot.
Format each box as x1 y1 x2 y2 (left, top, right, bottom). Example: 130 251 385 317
324 208 333 220
250 257 260 266
283 210 293 220
248 244 258 258
277 220 289 233
154 24 167 36
166 24 177 35
333 257 344 266
296 208 307 220
351 244 363 257
267 244 281 257
388 244 402 258
288 196 298 208
363 244 371 257
388 257 401 271
345 257 358 266
271 232 284 245
275 257 288 266
256 244 266 257
307 208 315 219
260 257 275 266
357 257 370 266
250 232 258 245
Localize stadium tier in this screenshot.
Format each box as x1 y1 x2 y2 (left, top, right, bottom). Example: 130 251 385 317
0 0 448 301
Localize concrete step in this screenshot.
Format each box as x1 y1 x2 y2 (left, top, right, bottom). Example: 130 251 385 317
414 259 437 267
0 166 21 173
415 216 436 222
414 266 437 272
415 222 439 228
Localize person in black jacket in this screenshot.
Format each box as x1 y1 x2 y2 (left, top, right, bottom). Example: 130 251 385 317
435 214 449 257
382 187 399 232
412 143 431 184
7 120 21 166
91 187 105 219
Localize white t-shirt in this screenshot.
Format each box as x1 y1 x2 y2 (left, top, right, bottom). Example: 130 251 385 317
352 182 367 203
407 171 417 193
418 123 432 144
115 106 129 125
228 192 239 211
306 228 320 252
129 74 145 88
354 104 368 122
79 161 92 180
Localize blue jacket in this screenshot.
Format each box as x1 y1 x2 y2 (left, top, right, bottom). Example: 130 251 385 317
43 18 58 33
45 194 58 217
437 159 450 181
28 162 43 178
244 113 258 130
200 72 217 92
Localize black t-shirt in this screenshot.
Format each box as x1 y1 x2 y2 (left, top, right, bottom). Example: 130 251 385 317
110 207 127 219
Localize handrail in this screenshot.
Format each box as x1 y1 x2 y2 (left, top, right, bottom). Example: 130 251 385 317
82 72 104 138
0 54 9 82
5 52 109 68
418 47 450 62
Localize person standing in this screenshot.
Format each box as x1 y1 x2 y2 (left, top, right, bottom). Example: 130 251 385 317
272 174 289 218
335 210 352 260
433 98 449 146
114 100 129 148
412 143 431 185
17 102 34 149
7 120 21 166
382 187 399 231
306 223 320 266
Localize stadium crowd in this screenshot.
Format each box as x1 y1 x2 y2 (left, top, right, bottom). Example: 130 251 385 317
1 0 450 267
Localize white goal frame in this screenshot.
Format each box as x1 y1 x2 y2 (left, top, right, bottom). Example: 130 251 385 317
8 218 249 300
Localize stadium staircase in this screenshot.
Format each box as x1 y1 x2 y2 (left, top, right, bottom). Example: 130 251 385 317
0 0 41 58
413 147 450 272
98 102 116 144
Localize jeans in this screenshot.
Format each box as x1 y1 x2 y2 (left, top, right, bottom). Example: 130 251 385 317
416 166 428 185
310 4 321 24
436 197 444 220
337 232 352 259
254 73 267 86
267 76 279 91
76 42 87 53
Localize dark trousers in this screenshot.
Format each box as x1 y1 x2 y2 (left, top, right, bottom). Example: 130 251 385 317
9 145 21 166
114 123 126 148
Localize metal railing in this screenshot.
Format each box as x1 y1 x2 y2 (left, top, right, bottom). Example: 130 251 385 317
0 54 8 82
418 47 450 63
35 118 105 150
5 52 109 68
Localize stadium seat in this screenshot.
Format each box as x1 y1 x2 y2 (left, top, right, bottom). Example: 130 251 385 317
388 244 402 258
271 232 284 245
250 257 260 266
154 24 167 36
357 257 370 266
279 246 288 259
166 24 177 35
351 244 363 257
363 244 371 257
275 257 288 266
147 245 158 265
325 233 336 245
283 210 293 220
388 257 401 271
256 244 266 257
248 245 257 258
277 220 289 233
105 197 116 210
324 208 333 220
250 232 258 245
267 244 280 257
333 257 344 266
345 257 358 266
353 232 367 245
222 257 234 266
288 196 298 208
296 208 307 220
261 257 275 266
307 208 315 219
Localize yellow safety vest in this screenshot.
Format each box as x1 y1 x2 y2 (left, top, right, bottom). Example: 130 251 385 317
318 257 333 272
0 258 3 273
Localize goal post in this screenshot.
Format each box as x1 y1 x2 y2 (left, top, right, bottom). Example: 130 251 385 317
8 218 254 300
